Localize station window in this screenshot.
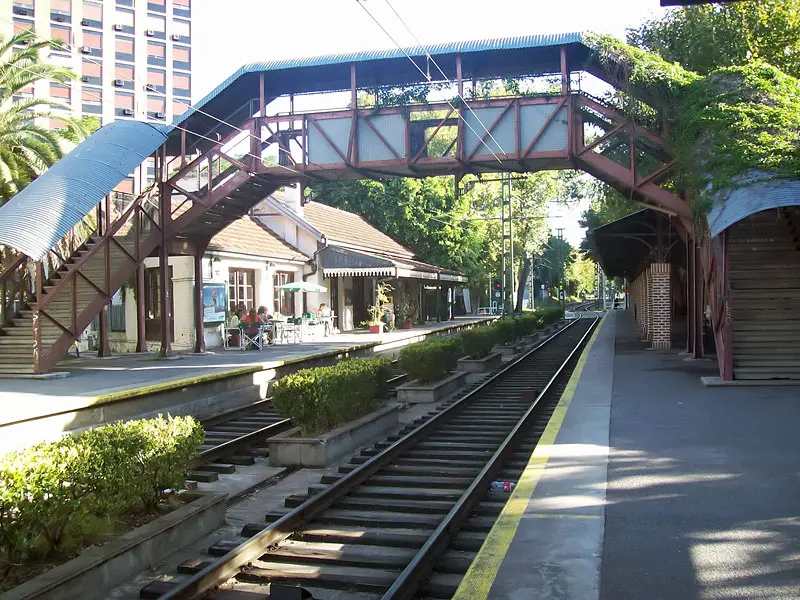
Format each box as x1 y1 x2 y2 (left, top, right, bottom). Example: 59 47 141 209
114 8 134 32
12 1 34 16
229 268 256 313
49 83 71 105
115 36 134 62
82 31 102 57
173 0 190 17
145 13 166 38
172 45 190 70
274 272 295 316
82 59 101 85
147 0 165 13
146 69 166 93
82 1 102 28
49 25 71 52
115 91 134 117
147 40 165 66
48 117 68 130
116 0 134 7
50 0 71 21
147 95 166 119
172 72 190 97
172 98 189 117
114 63 134 88
82 87 102 114
172 19 190 41
13 18 34 36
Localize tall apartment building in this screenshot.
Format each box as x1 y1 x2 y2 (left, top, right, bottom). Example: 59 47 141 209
4 0 193 194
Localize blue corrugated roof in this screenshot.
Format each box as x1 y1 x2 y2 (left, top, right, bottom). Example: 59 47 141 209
176 32 585 126
0 121 171 260
707 171 800 237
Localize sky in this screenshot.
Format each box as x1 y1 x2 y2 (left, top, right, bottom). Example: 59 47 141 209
191 0 671 246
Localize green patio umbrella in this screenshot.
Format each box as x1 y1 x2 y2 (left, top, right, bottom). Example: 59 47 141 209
278 281 327 293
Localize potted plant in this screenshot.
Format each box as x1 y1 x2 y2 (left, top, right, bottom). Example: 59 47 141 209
397 298 418 329
362 282 393 334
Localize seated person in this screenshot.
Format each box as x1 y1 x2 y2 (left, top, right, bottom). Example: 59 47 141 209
257 305 272 321
243 308 265 349
227 309 245 347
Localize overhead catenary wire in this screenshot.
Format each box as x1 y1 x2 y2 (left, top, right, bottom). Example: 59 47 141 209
0 16 309 176
381 0 511 160
354 0 504 164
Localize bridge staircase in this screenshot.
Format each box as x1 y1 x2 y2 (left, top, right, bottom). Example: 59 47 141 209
727 209 800 380
0 189 165 374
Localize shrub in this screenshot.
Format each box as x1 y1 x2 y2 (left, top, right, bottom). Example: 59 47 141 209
493 318 518 345
399 337 462 384
537 307 564 326
271 358 392 436
460 327 498 359
0 415 202 571
515 314 541 337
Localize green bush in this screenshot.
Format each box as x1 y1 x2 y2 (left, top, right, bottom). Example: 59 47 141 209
0 415 202 572
537 307 564 326
399 337 463 384
271 358 392 436
460 327 499 359
493 318 518 345
515 314 541 337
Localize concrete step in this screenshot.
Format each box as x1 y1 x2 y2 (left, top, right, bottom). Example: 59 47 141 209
0 363 35 373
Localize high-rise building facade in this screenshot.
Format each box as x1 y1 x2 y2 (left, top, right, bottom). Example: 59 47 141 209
3 0 193 194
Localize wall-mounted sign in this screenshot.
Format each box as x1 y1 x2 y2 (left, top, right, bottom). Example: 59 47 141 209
202 282 227 323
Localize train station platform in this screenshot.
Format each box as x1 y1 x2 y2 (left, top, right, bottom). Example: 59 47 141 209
455 310 800 600
0 317 490 452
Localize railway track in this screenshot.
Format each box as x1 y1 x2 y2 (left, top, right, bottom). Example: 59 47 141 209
141 311 599 600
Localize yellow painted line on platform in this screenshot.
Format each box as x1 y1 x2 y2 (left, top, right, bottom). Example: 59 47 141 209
452 315 607 600
0 318 493 427
525 512 603 520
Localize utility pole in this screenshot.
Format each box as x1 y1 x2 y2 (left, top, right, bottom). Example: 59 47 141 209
500 173 514 314
556 228 565 312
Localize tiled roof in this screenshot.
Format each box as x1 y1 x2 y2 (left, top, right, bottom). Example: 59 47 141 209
208 216 308 261
302 201 414 258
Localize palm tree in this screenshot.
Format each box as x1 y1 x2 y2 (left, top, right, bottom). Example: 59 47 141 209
0 29 95 203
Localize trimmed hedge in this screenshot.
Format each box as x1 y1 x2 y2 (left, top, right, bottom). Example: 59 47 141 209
460 327 499 359
399 337 462 384
0 415 203 571
271 358 392 436
493 318 518 345
538 307 564 326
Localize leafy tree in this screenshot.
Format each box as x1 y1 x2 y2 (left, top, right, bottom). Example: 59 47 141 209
628 1 800 78
565 250 596 299
0 29 95 203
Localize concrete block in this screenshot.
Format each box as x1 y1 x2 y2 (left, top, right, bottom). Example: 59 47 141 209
457 351 503 373
1 492 226 600
396 371 468 404
268 404 399 468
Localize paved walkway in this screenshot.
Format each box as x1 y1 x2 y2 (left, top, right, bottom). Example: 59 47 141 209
455 310 800 600
0 318 489 423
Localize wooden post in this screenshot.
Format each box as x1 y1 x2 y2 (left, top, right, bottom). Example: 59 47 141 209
350 63 357 109
560 46 569 94
33 261 43 374
456 54 463 97
193 241 207 354
436 273 442 323
158 157 171 357
135 264 147 352
98 195 112 357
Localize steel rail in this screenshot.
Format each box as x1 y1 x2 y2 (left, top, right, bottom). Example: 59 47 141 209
189 419 293 469
158 316 590 600
383 312 599 599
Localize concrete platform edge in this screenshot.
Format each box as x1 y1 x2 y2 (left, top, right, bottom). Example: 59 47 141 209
452 312 612 600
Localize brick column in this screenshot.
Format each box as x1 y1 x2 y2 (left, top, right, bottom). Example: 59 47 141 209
650 262 671 349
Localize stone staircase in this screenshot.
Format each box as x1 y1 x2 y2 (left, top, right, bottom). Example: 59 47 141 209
728 208 800 380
